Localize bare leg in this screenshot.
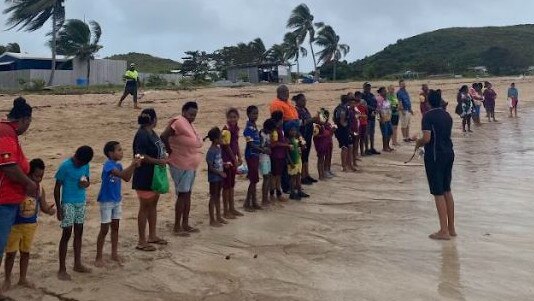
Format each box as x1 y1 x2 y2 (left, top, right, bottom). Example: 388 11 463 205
110 220 122 264
147 195 160 242
317 156 325 180
430 195 451 240
302 162 309 180
3 252 16 291
209 192 220 227
58 227 72 280
341 147 348 171
182 193 197 232
73 224 91 273
118 91 128 107
262 175 271 205
138 198 151 243
95 223 110 267
444 191 456 236
174 195 185 234
18 252 34 288
215 185 226 224
229 188 242 216
392 125 398 145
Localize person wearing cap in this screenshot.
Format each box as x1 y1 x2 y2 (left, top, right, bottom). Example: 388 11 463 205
397 79 415 142
118 63 141 109
362 82 380 155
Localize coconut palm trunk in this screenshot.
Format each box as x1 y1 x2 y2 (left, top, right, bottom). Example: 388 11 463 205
333 60 337 81
86 59 91 86
48 12 58 86
310 41 318 80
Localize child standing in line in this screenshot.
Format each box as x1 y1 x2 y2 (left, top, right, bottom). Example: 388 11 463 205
508 82 519 118
221 108 243 219
356 93 369 158
457 85 474 133
55 146 94 281
269 110 289 203
205 127 227 227
333 95 355 172
95 141 141 268
483 82 497 122
243 106 264 211
3 159 55 291
287 124 309 200
348 93 360 169
260 119 276 206
314 109 335 180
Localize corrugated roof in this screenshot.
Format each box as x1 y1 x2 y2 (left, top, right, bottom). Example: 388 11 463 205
0 52 71 61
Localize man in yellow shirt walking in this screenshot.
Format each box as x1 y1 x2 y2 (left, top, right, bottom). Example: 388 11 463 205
118 63 141 109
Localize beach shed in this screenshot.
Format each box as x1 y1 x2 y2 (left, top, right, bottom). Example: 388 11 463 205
226 62 291 84
0 52 126 89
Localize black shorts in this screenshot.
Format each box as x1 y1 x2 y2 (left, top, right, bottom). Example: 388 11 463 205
301 135 312 163
335 126 352 149
125 82 138 97
391 114 399 126
425 154 454 196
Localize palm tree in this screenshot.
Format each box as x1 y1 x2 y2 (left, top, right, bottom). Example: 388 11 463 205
4 0 66 86
6 43 21 53
315 25 350 81
248 38 267 62
53 19 103 86
287 3 324 79
283 32 307 79
266 44 287 64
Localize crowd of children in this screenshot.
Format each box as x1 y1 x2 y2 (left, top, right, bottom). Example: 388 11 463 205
0 81 520 291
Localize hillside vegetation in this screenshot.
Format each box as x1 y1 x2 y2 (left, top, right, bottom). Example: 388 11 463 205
320 24 534 79
105 52 181 73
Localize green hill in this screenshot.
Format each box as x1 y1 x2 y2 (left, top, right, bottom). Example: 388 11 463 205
105 52 181 74
321 24 534 79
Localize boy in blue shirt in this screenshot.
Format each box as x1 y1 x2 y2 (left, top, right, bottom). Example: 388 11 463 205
54 146 94 281
95 141 140 267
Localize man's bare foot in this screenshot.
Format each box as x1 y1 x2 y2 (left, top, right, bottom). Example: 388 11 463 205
18 279 35 289
173 229 190 237
277 196 288 203
117 102 122 107
111 255 124 266
183 226 200 233
94 258 106 268
449 228 457 237
2 279 11 292
429 232 451 240
230 209 243 217
223 213 236 220
210 221 223 227
217 218 228 224
73 265 92 274
57 271 72 281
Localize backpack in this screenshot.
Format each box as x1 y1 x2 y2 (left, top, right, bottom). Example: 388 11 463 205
333 104 346 126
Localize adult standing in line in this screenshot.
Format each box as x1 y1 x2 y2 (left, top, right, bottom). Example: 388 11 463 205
483 82 497 122
419 84 430 116
293 93 319 185
469 83 484 125
362 82 380 155
270 85 298 193
0 98 37 286
387 85 400 146
118 63 141 109
161 102 203 236
132 109 168 251
397 79 415 143
415 90 456 240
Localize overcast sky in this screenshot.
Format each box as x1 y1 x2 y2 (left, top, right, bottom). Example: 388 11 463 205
0 0 532 71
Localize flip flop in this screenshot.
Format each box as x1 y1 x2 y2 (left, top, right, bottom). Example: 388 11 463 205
184 227 200 233
148 238 168 245
136 244 157 252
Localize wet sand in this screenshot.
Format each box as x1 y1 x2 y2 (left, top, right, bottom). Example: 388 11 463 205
1 78 533 300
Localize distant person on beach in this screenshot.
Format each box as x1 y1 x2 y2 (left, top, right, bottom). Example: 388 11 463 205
55 145 94 280
416 90 456 241
204 127 227 226
387 85 400 146
419 84 430 115
362 82 380 155
132 109 168 250
161 102 202 236
334 95 355 172
118 63 141 109
259 119 275 205
508 83 519 118
287 123 309 200
397 80 415 143
221 108 243 219
3 159 55 292
95 141 140 267
270 110 289 203
377 87 394 152
483 82 497 122
469 83 484 125
356 93 369 160
0 97 36 287
350 93 361 168
293 93 319 185
457 85 474 133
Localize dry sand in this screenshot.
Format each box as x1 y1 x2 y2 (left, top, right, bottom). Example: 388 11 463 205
1 77 534 300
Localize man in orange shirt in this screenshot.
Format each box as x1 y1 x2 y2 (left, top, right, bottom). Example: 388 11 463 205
270 85 298 121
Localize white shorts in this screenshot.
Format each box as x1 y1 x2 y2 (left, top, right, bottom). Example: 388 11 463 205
99 202 122 224
400 111 412 129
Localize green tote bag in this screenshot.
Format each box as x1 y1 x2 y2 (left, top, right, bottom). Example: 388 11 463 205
151 164 169 194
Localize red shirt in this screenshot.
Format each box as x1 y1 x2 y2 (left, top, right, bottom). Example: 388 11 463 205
357 104 368 126
0 121 29 205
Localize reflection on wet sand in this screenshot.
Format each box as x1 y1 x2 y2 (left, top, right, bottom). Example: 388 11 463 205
439 243 465 301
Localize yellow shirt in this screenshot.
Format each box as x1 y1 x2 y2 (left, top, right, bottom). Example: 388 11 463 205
124 70 139 81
